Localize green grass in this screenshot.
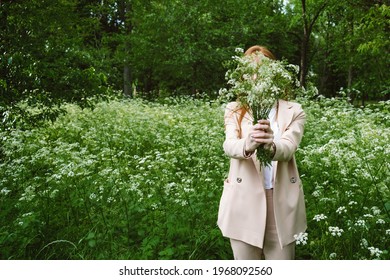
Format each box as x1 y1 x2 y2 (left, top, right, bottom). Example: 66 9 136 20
0 96 389 259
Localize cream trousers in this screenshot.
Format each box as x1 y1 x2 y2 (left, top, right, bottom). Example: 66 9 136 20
230 189 295 260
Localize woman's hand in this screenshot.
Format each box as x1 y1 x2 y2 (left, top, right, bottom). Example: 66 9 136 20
245 120 274 153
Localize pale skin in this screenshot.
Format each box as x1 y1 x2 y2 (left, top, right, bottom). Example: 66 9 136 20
245 119 275 154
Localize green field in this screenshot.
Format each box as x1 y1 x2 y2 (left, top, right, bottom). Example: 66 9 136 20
0 96 389 260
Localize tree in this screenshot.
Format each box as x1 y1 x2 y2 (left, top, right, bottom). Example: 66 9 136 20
284 0 328 88
1 0 387 108
310 0 389 101
353 2 389 102
0 0 109 112
129 0 288 95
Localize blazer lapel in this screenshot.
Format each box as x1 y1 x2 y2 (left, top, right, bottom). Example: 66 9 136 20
277 99 294 132
273 100 294 183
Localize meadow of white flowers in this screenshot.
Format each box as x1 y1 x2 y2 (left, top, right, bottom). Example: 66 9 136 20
296 96 389 260
0 96 388 259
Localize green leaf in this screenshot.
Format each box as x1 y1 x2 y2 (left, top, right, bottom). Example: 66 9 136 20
88 239 96 248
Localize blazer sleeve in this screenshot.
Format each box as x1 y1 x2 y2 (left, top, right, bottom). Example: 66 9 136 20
273 104 306 161
222 102 252 160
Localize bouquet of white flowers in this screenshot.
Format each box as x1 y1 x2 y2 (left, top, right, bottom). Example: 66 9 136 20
219 48 302 167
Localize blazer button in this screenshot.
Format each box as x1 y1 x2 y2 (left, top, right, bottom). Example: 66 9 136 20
290 177 296 183
237 178 242 183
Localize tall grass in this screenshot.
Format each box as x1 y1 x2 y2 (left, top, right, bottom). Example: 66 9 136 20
0 96 389 259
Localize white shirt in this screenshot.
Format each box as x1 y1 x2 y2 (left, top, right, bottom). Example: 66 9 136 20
263 107 279 189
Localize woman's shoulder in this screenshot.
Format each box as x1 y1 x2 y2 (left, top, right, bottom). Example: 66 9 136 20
224 101 242 115
280 99 304 111
223 101 247 120
225 101 240 110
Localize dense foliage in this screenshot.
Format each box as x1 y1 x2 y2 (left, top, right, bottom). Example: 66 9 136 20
0 96 388 260
1 0 388 113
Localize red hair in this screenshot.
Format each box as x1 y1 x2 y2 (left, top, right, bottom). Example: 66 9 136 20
244 45 276 60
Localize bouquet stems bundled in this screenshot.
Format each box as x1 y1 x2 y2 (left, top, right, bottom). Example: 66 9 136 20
251 106 274 168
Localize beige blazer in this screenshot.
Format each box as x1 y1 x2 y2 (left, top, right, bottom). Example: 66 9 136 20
217 100 307 249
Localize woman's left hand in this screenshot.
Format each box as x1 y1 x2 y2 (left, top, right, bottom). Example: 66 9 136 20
251 120 275 152
251 120 274 142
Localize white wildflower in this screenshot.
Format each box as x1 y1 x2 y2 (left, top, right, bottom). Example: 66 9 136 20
319 197 334 203
50 189 59 199
312 190 321 197
294 232 308 245
354 219 366 228
360 238 368 248
329 226 344 237
19 186 36 202
368 247 383 258
336 206 347 214
371 207 381 216
22 212 33 217
173 198 188 206
329 253 337 259
376 219 385 225
1 188 11 195
363 214 374 219
313 214 328 222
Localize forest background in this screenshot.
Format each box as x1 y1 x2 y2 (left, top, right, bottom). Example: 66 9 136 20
0 0 389 260
1 0 389 111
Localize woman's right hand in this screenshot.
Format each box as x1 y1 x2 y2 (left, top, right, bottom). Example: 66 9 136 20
245 120 274 153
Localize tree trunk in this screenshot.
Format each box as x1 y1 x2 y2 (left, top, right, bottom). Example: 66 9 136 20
119 0 133 98
347 17 354 103
299 0 327 88
300 32 309 88
299 0 308 88
123 64 132 98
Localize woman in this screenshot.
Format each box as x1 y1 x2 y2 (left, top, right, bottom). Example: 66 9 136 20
217 45 307 260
